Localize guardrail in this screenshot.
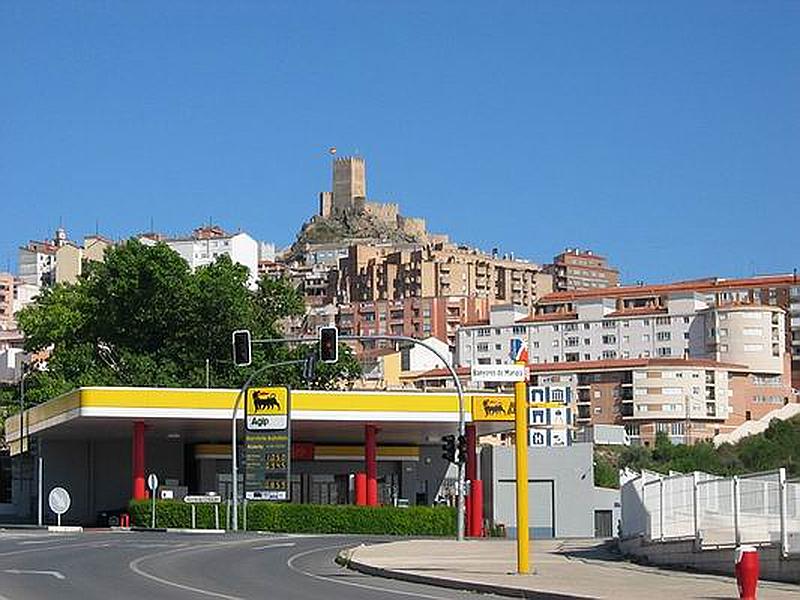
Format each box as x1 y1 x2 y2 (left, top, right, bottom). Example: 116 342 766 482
621 467 798 557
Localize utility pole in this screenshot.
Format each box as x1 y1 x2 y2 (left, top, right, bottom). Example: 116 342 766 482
685 394 692 445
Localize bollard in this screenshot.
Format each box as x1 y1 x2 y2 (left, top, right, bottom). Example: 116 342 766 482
734 545 759 600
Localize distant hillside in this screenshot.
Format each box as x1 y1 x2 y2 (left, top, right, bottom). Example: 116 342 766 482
594 414 800 488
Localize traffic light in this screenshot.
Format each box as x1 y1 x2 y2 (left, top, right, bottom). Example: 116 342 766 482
232 330 252 367
441 434 456 463
303 353 317 382
457 434 467 464
319 326 338 364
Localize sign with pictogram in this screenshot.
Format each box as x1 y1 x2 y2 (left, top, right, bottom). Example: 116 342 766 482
246 387 289 431
471 395 516 421
245 387 291 501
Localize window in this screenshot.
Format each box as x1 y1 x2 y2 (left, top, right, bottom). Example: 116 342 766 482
552 340 559 347
642 319 650 326
719 313 728 320
743 328 763 337
584 338 591 345
719 328 728 337
566 352 579 362
671 422 685 436
683 317 690 324
602 350 617 359
663 387 682 395
553 325 559 332
638 405 649 413
494 328 501 335
656 316 671 326
512 326 526 334
564 323 578 332
743 344 764 352
683 332 690 340
622 335 630 343
565 337 579 347
621 350 630 358
532 341 540 348
656 331 671 341
603 320 616 329
477 328 490 337
477 358 491 365
553 355 560 362
719 344 729 352
584 353 591 360
583 323 590 330
602 334 616 344
476 343 489 352
494 344 502 350
642 334 651 342
657 347 672 357
622 320 630 328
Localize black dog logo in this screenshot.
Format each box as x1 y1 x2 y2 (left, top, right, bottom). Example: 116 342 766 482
483 399 507 416
253 391 280 412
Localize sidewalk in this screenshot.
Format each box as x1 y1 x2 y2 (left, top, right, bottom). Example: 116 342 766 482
340 538 800 599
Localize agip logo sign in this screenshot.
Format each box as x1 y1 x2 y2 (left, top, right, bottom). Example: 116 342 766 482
471 395 515 421
246 387 289 431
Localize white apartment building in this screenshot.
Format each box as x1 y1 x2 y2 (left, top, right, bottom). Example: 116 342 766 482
146 229 260 288
457 293 786 376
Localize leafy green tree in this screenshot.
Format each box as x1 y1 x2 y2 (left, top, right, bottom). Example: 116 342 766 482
15 240 361 407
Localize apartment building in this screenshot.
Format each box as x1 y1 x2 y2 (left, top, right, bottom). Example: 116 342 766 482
529 359 759 445
0 273 14 327
18 240 58 287
337 296 489 348
338 242 552 309
456 277 796 443
143 225 260 288
544 248 619 291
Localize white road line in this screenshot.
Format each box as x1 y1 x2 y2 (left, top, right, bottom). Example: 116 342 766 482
251 542 296 550
128 536 296 600
286 544 461 600
4 569 66 580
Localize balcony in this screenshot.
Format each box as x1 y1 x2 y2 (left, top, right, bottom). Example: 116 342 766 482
577 390 591 403
620 405 634 417
577 406 592 420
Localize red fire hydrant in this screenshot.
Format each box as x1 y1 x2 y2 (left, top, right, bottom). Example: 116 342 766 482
734 545 759 600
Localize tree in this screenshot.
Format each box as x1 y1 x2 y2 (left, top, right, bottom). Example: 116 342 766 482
15 240 361 407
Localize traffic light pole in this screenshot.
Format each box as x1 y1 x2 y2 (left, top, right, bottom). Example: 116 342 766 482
230 359 305 532
341 335 467 541
244 333 468 541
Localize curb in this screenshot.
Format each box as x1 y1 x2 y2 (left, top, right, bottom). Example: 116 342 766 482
338 550 592 600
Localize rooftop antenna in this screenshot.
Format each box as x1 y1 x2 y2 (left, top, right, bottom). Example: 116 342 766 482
95 219 99 236
150 216 155 233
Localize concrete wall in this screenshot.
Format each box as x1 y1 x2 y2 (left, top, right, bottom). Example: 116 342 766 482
482 443 620 538
619 537 800 584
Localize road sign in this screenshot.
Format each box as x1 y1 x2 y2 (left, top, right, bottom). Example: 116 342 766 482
471 364 527 383
147 473 159 491
245 387 291 502
183 495 221 504
529 385 571 404
48 487 70 515
246 387 289 431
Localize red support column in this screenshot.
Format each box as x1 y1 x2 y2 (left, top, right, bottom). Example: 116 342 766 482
354 472 367 506
365 424 378 506
470 479 484 537
466 424 479 536
132 421 146 500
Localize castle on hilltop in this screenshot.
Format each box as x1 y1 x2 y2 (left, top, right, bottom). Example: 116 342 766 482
318 156 442 243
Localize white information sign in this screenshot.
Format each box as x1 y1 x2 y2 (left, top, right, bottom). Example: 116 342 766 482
184 495 222 504
147 473 159 491
470 364 527 383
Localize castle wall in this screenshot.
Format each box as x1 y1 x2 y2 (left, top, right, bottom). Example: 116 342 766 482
398 216 427 240
364 202 399 225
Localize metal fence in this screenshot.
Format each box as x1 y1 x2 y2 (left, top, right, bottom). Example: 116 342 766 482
620 467 800 556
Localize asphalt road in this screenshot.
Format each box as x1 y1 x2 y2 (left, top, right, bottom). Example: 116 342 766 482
0 530 498 600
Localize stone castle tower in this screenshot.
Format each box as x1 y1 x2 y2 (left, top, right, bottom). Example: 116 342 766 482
319 156 366 218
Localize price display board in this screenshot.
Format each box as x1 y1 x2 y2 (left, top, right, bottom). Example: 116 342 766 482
245 387 291 501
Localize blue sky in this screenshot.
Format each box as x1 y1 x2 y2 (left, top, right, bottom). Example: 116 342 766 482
2 1 798 284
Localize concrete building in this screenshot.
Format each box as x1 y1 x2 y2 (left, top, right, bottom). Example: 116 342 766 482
545 248 619 291
148 225 260 288
0 273 13 327
338 242 551 310
456 281 795 444
481 444 619 538
17 240 57 288
337 296 489 348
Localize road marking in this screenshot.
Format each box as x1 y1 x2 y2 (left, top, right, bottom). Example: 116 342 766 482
127 536 295 600
4 569 66 580
286 544 460 600
251 542 296 550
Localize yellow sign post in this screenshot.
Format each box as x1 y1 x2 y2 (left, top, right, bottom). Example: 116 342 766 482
514 363 530 574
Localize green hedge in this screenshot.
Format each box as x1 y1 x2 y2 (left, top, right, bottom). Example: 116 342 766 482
128 500 456 536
